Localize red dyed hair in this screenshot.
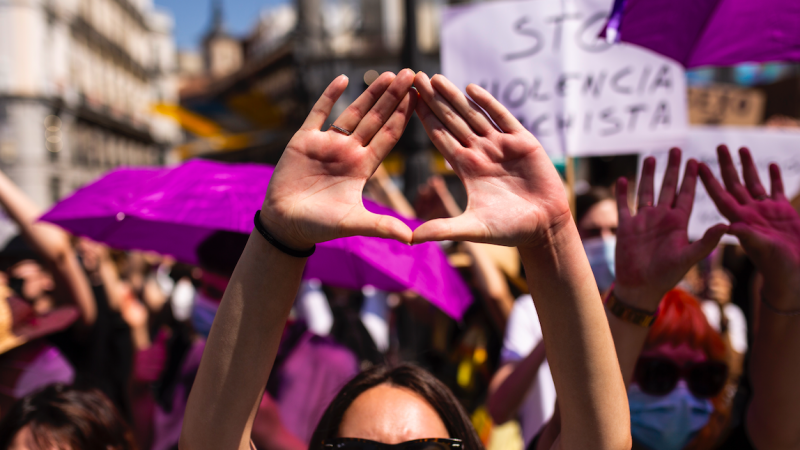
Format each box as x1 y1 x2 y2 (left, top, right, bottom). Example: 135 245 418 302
644 289 726 361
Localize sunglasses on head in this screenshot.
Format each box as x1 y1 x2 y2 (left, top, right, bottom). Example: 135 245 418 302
323 438 463 450
634 356 728 398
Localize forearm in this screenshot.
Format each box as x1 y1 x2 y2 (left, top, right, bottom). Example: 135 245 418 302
605 285 662 386
464 241 514 330
181 229 307 450
518 220 629 450
746 283 800 449
488 340 546 424
0 171 96 324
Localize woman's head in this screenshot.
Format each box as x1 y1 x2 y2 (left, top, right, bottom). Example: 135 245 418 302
629 290 728 450
0 384 136 450
576 187 617 292
310 364 483 449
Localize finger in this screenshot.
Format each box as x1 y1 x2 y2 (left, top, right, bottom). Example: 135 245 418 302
616 177 631 221
302 75 349 131
414 72 475 145
674 159 699 214
415 92 464 161
699 163 744 221
342 208 414 244
717 145 751 204
352 69 416 145
637 157 656 210
683 224 728 267
411 212 487 244
657 148 682 207
739 147 768 199
770 163 787 201
332 72 395 136
465 84 524 133
368 88 418 160
430 75 495 136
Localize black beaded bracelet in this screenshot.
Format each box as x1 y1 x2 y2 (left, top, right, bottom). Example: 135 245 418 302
253 210 316 258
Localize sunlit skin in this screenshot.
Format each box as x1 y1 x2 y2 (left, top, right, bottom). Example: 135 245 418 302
9 426 59 450
578 199 618 240
338 384 450 444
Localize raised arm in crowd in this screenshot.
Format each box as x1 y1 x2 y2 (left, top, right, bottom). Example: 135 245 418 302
180 70 631 450
0 170 96 326
609 145 800 449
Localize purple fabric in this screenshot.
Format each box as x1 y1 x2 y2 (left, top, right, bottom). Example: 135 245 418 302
605 0 800 68
273 332 359 443
41 160 472 319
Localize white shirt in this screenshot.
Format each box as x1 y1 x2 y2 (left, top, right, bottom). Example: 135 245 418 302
700 300 748 354
500 295 557 445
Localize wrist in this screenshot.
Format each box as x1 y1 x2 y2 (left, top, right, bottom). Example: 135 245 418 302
517 209 574 254
612 283 664 312
257 209 314 251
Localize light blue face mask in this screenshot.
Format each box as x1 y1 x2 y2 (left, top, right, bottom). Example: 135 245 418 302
629 382 714 450
191 292 220 338
583 236 616 292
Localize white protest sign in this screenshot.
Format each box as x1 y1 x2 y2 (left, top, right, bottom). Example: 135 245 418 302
645 126 800 243
441 0 687 158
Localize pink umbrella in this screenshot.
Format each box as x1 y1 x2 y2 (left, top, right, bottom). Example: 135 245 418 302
603 0 800 68
41 160 472 320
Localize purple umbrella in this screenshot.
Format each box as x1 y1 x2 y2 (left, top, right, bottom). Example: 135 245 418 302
41 160 472 320
603 0 800 68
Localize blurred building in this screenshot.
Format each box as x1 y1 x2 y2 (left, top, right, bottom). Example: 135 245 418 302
174 0 443 170
0 0 181 207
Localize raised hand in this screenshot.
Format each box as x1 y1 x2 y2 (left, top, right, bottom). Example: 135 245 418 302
260 70 417 249
411 73 571 248
614 148 727 308
699 145 800 306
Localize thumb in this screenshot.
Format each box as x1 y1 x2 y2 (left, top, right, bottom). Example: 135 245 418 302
412 212 486 244
683 223 728 266
728 222 770 262
342 208 414 244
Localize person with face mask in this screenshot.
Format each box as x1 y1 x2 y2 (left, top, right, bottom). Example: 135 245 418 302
487 187 618 447
604 147 732 450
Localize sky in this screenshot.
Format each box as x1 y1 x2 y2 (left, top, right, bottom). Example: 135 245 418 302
154 0 286 50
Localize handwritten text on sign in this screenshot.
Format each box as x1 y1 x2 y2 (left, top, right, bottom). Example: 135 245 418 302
441 0 687 157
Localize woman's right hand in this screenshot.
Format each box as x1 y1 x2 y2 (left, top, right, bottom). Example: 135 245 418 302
411 73 572 249
260 70 418 250
700 145 800 307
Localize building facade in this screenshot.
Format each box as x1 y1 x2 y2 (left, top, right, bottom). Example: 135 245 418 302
0 0 180 207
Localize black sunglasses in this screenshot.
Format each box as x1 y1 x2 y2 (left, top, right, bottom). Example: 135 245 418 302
323 438 463 449
634 356 728 398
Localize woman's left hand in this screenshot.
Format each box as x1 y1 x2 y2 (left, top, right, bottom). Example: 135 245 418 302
614 148 727 308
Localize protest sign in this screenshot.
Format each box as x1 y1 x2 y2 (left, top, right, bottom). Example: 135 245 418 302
441 0 687 158
646 126 800 243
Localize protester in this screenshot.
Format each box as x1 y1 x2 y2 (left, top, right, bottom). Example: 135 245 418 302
180 69 630 450
0 384 136 449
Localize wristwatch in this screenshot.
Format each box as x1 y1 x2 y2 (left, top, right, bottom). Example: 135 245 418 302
604 286 658 328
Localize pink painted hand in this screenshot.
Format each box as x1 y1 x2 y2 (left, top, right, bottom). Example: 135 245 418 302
700 145 800 307
260 70 418 249
411 73 571 248
614 148 727 308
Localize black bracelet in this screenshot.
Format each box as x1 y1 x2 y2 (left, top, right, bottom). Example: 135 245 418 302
253 210 315 258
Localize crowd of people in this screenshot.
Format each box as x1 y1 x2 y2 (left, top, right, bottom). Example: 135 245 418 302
0 69 797 450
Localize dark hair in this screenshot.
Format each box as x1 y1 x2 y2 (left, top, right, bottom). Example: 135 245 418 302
309 364 484 450
575 187 613 225
0 384 136 450
195 231 249 277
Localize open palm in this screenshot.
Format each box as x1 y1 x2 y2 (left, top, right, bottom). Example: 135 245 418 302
700 146 800 299
261 70 417 249
411 73 571 248
614 148 727 306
